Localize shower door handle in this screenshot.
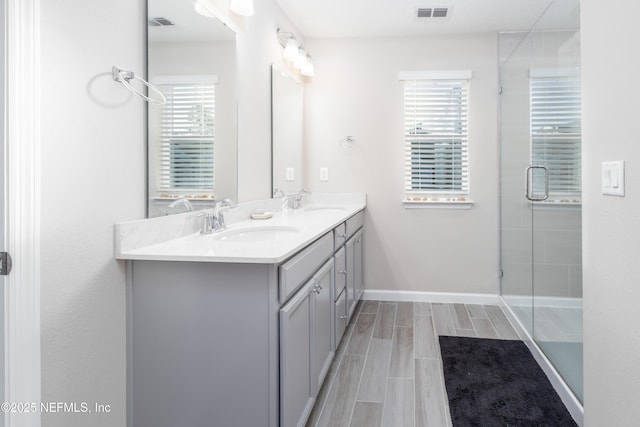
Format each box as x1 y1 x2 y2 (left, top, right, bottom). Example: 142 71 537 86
525 165 549 201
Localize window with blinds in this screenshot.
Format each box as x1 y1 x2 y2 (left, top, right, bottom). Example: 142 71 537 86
530 74 582 196
401 72 470 194
157 80 216 193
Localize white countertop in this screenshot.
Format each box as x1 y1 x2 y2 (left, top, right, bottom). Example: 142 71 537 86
114 193 366 264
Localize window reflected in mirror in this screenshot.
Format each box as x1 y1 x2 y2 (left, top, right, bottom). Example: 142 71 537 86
147 0 237 217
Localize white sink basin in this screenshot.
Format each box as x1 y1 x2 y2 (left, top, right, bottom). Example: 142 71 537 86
212 226 301 242
304 206 346 212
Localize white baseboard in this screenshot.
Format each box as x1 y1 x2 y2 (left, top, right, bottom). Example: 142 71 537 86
362 289 501 305
500 297 584 427
502 294 583 309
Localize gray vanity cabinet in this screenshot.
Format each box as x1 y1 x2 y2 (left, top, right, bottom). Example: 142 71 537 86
125 211 364 427
280 258 334 427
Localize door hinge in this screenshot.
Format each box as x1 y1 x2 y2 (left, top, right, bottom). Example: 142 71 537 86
499 269 504 278
0 252 12 276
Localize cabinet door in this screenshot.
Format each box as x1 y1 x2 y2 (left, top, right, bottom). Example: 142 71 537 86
345 236 357 322
354 229 364 301
280 281 315 427
313 259 335 393
333 288 347 350
333 246 346 301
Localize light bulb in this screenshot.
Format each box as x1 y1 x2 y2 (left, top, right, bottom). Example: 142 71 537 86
293 48 307 69
301 57 314 76
283 38 298 61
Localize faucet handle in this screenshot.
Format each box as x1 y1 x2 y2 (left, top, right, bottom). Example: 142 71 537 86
197 212 214 234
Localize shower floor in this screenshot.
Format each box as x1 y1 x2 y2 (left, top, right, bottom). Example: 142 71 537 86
509 301 583 403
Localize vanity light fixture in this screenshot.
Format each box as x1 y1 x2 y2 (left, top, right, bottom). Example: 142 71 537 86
230 0 254 17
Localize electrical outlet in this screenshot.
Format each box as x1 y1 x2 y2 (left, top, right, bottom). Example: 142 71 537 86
320 167 329 181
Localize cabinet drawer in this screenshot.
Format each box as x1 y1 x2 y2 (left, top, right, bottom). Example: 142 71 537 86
333 289 347 350
333 246 346 300
333 223 346 249
345 210 364 238
279 232 334 304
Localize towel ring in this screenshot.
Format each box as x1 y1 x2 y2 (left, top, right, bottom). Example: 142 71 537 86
112 66 166 105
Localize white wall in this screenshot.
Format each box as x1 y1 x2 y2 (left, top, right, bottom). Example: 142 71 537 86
40 1 146 426
581 0 640 424
304 35 500 294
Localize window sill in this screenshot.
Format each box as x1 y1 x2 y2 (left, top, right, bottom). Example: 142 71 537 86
403 197 474 210
529 199 581 211
154 194 215 201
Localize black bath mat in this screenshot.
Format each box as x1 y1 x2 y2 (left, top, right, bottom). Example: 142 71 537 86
439 336 577 427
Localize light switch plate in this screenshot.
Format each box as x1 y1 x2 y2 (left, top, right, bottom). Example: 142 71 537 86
285 167 294 181
602 161 625 196
320 167 329 182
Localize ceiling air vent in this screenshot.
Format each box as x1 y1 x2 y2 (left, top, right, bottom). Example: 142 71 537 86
417 7 449 18
433 8 448 17
149 17 175 27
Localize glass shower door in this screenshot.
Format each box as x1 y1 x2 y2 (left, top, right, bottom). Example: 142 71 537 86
500 0 583 405
529 27 583 402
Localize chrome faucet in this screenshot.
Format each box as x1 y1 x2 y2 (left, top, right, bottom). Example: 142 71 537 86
278 188 312 210
168 197 193 212
197 199 236 234
212 199 236 230
291 188 311 209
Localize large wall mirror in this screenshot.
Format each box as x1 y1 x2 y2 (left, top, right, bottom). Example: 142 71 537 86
271 65 303 195
147 0 237 217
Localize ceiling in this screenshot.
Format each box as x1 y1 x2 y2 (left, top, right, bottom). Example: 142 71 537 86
275 0 559 39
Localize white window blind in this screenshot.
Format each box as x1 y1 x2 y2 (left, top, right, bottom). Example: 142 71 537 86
402 75 470 194
530 75 582 195
157 80 216 192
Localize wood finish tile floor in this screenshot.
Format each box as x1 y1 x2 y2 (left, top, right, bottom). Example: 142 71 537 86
305 301 519 427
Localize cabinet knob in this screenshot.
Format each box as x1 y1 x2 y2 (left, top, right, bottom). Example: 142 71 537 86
312 284 322 294
338 270 346 276
339 315 347 321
